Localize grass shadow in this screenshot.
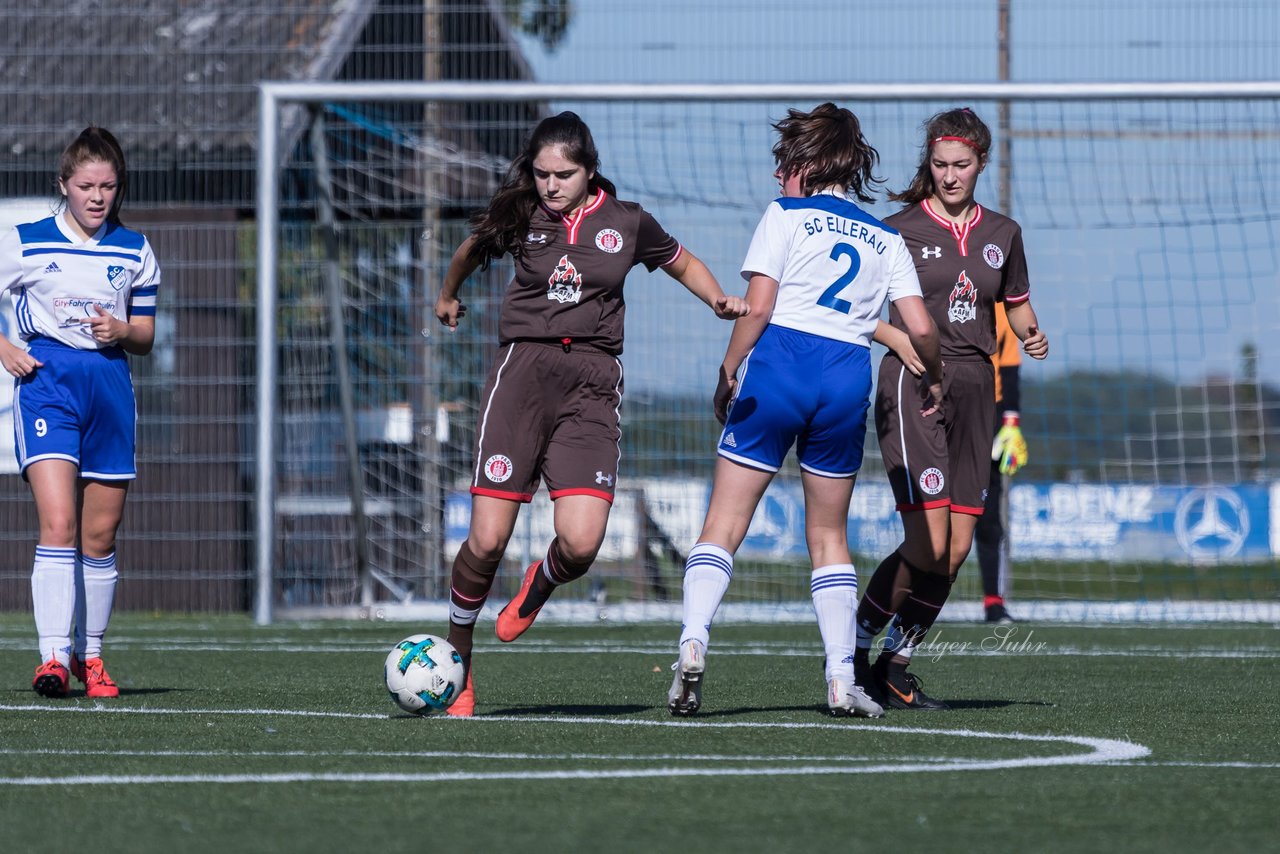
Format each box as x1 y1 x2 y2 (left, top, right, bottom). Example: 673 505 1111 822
5 686 184 700
942 698 1057 710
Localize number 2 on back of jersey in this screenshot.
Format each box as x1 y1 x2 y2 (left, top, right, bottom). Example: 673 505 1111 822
816 243 861 314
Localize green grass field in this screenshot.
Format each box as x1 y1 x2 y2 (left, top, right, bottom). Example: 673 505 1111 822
1 614 1276 853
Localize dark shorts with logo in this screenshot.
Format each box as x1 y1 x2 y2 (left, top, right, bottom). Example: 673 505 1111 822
471 341 623 504
876 357 994 515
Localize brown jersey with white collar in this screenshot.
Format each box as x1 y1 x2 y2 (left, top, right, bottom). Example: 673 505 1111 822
497 189 681 355
884 201 1030 363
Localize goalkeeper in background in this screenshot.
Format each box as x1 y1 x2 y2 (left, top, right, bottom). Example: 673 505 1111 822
974 303 1024 624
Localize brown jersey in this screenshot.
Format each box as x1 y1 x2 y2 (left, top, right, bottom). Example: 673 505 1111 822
498 189 681 355
884 201 1030 363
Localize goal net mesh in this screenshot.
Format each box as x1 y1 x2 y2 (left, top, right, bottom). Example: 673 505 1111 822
265 90 1280 621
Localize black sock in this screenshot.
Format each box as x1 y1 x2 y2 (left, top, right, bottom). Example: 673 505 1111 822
890 570 954 657
856 550 915 639
519 537 592 617
447 542 501 661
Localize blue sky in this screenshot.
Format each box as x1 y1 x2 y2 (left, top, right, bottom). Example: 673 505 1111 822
517 1 1280 85
508 2 1280 394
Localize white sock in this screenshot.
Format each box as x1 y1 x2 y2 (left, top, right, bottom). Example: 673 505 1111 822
678 543 733 648
32 546 76 666
449 604 482 627
75 552 118 660
811 563 858 681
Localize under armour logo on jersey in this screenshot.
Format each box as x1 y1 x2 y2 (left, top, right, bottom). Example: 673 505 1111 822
723 433 737 448
526 232 548 244
595 471 614 486
921 245 942 259
43 262 62 273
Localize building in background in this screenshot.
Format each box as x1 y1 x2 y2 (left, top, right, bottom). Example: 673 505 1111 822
0 1 544 610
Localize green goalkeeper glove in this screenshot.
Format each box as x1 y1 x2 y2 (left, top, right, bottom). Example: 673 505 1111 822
991 413 1028 476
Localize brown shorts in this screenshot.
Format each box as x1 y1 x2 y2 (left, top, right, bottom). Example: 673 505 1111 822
471 341 623 503
876 357 995 515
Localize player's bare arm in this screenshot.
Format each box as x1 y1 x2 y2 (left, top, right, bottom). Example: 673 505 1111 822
873 320 924 376
81 306 154 355
662 249 749 320
893 294 944 416
1006 301 1048 360
711 272 777 423
435 236 481 329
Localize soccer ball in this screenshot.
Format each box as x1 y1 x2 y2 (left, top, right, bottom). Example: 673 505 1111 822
383 634 466 715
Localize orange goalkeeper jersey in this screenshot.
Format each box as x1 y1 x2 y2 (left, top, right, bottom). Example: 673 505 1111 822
992 302 1021 406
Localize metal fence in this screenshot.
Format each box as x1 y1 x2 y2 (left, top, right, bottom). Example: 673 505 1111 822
1 3 1278 616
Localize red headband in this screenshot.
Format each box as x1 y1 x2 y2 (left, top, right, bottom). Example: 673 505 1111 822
932 135 983 153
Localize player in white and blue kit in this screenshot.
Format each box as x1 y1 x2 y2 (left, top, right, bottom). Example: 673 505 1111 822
0 127 159 699
668 104 944 718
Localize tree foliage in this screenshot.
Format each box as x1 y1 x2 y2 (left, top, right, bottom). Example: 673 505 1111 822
501 0 572 51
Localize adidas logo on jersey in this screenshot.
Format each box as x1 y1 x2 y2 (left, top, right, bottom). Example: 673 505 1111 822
44 262 62 273
723 433 737 448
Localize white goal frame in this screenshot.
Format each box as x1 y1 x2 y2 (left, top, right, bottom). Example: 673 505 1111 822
254 80 1280 625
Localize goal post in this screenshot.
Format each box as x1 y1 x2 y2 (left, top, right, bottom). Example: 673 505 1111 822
254 81 1280 625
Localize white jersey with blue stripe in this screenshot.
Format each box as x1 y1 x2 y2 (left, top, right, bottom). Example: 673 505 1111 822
0 214 160 350
740 190 921 347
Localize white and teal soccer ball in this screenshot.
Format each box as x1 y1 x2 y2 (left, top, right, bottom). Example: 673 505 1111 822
383 634 465 714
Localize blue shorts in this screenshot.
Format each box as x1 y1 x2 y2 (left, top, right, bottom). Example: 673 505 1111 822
13 337 137 480
717 325 872 477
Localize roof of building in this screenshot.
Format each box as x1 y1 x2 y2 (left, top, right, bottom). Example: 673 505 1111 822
0 1 538 204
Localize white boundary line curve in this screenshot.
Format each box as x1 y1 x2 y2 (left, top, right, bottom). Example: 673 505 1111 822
0 705 1149 786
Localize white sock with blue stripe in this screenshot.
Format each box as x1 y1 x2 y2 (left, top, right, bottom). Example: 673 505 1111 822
32 546 76 666
75 552 118 660
678 542 734 649
811 563 858 681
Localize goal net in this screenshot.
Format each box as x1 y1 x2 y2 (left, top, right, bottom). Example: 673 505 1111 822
256 82 1280 624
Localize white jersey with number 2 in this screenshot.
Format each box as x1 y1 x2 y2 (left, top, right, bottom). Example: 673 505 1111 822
740 189 920 347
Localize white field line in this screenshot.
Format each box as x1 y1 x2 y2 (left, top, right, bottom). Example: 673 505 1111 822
0 706 1149 786
0 638 1276 658
4 748 1270 771
0 748 955 762
0 704 391 719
